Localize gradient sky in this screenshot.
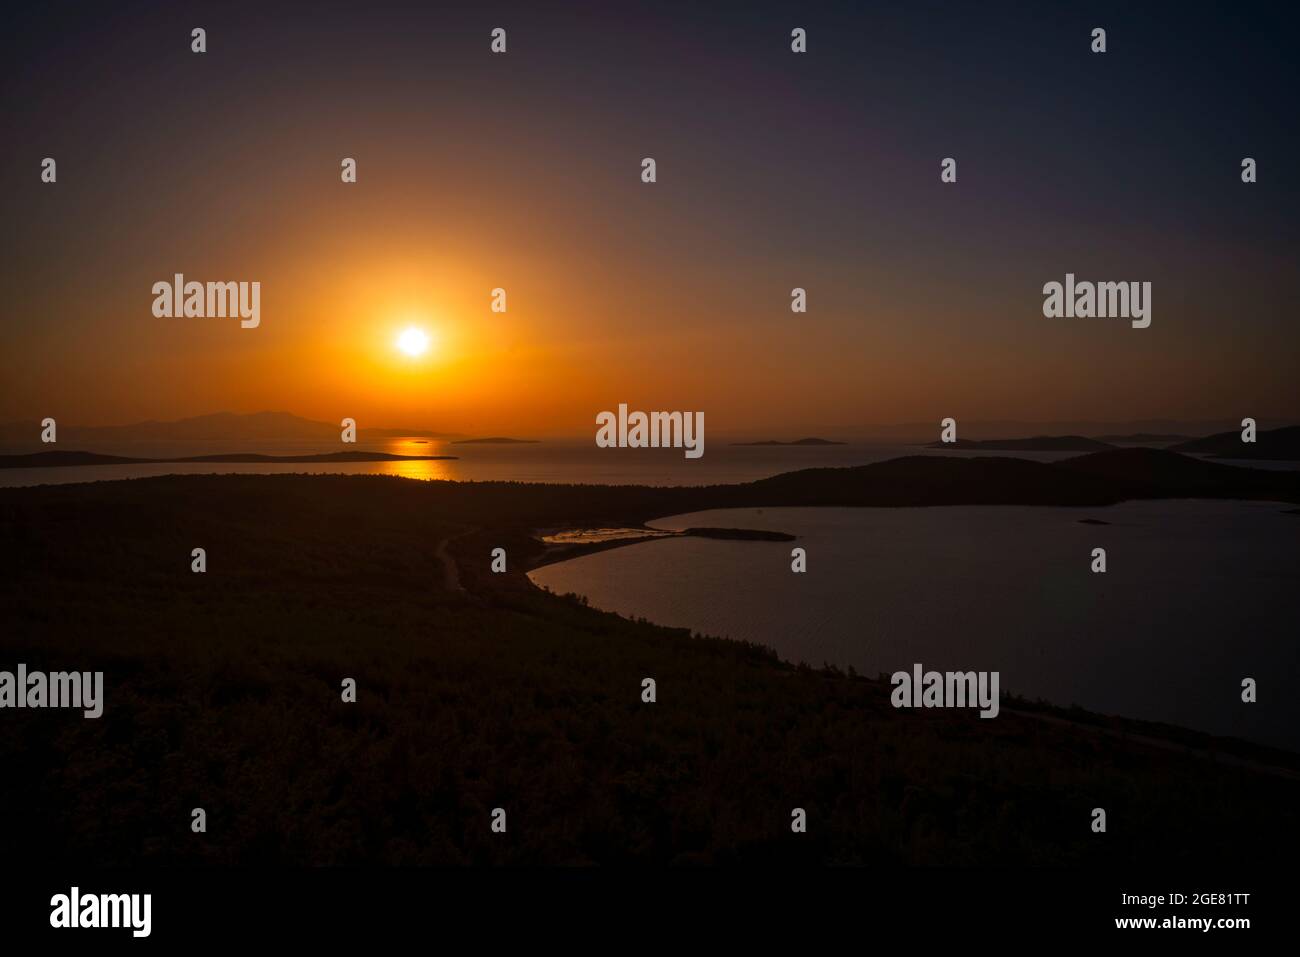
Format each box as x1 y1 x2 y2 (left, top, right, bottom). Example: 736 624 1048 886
3 0 1297 436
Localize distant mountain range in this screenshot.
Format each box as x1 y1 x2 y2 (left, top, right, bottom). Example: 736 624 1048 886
1169 425 1300 461
922 426 1300 459
1093 433 1194 444
0 411 461 443
924 435 1113 452
756 419 1251 443
741 448 1300 507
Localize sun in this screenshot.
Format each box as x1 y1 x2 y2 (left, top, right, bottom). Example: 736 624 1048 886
396 326 431 357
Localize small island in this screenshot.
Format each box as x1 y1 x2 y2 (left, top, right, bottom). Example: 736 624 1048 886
533 524 795 565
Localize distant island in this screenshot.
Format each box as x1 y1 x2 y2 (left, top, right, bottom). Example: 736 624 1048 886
521 447 1300 572
731 437 846 446
918 427 1300 459
1170 425 1300 461
924 435 1114 452
452 437 540 444
0 450 457 470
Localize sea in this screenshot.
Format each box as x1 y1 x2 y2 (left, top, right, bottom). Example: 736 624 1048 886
5 436 1296 490
6 438 1297 751
530 501 1300 752
0 438 1100 489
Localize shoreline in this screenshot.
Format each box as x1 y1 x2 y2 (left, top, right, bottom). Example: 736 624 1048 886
516 499 1300 762
527 524 796 570
5 466 1300 866
520 494 1298 573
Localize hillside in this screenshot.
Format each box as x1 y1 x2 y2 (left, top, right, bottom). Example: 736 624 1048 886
924 436 1115 452
1 454 1298 866
1170 425 1300 460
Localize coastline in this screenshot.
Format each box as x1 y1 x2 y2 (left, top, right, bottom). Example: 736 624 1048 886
519 496 1300 758
527 524 796 571
5 463 1300 866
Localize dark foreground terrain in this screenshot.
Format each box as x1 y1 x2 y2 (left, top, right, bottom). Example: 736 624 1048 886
1 450 1298 865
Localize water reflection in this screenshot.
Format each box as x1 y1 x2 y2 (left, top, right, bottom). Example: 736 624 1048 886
374 457 460 482
374 437 461 481
530 502 1300 750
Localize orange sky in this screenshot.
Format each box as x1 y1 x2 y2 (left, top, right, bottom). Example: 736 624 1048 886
3 5 1297 437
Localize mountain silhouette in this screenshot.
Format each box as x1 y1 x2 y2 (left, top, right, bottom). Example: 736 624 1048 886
924 435 1115 452
1170 425 1300 460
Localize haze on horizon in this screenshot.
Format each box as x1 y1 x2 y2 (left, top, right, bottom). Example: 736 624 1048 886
0 407 1281 446
3 1 1297 438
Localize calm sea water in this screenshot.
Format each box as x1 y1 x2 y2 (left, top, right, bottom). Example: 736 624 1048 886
4 436 1296 489
0 439 1096 488
530 502 1300 751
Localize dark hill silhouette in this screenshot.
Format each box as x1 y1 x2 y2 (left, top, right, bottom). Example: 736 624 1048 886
1094 432 1194 444
739 455 1118 506
1070 447 1287 497
3 461 1299 867
1052 447 1281 495
732 449 1300 510
1170 425 1300 460
924 435 1114 452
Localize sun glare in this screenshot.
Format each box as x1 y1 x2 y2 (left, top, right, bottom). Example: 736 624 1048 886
396 326 431 357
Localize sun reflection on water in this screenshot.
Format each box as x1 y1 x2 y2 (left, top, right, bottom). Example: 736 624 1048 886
375 437 461 481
